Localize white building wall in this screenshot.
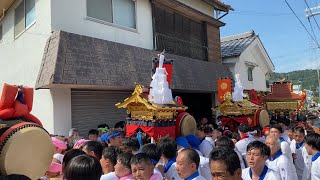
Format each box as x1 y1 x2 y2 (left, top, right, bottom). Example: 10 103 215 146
234 39 272 92
51 0 154 50
0 0 59 133
51 88 71 136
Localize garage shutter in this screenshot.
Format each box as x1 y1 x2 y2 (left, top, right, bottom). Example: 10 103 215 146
71 90 131 137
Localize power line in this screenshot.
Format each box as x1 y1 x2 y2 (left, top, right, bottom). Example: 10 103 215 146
307 17 319 46
284 0 320 48
304 0 320 31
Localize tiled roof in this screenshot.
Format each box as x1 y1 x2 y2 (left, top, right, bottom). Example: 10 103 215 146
264 82 302 100
221 31 257 58
36 31 232 92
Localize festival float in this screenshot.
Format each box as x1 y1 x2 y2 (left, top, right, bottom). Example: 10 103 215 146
262 78 305 118
214 74 270 131
0 84 53 179
115 53 197 141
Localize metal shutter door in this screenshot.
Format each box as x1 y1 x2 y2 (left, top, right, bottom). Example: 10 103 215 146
71 91 130 137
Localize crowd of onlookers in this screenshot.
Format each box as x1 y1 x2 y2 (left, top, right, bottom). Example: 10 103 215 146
2 110 320 180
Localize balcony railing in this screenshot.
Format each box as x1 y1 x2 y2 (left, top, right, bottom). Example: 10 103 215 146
154 33 208 61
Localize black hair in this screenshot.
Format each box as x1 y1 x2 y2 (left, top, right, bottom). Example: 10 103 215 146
289 125 296 132
307 115 317 121
214 127 224 133
122 137 140 152
197 124 213 134
279 118 290 127
107 129 124 136
140 143 161 162
215 136 235 149
179 148 200 169
63 154 102 180
114 121 126 129
238 124 250 133
98 124 109 129
270 124 283 134
102 146 123 166
223 130 233 139
82 141 104 159
305 133 320 151
294 126 305 135
62 149 86 170
107 129 124 143
232 132 240 141
0 174 31 180
130 153 153 166
246 141 270 157
117 153 134 172
157 136 177 159
88 129 99 136
209 147 241 176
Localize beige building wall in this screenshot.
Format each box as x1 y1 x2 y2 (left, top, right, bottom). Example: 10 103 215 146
51 0 154 49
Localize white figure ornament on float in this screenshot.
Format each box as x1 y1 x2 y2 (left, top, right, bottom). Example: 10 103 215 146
148 52 173 104
232 73 245 102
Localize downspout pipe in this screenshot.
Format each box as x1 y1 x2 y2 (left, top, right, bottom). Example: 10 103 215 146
0 9 5 22
218 11 229 20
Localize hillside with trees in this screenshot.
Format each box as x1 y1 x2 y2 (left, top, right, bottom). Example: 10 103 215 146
271 69 319 92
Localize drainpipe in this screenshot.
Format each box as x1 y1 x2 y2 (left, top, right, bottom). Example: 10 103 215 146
0 9 5 22
218 11 229 20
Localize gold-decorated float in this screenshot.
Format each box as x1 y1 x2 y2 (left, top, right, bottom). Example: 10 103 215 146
214 75 270 131
262 79 305 120
116 53 197 141
263 79 304 111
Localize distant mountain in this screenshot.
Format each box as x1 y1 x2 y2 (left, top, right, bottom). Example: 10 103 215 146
271 69 319 91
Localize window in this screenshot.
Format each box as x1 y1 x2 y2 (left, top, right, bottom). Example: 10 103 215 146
0 24 2 41
153 6 207 61
248 67 253 81
14 0 36 37
87 0 136 29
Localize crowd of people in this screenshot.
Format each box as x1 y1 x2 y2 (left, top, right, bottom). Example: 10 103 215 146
8 109 318 180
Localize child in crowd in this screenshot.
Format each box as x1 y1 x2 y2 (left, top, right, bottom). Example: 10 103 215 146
51 137 67 164
100 146 123 180
131 153 162 180
114 153 134 180
42 162 62 180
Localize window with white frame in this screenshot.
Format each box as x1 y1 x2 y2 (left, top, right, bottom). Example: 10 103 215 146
0 24 2 41
14 0 36 37
248 67 253 81
87 0 136 29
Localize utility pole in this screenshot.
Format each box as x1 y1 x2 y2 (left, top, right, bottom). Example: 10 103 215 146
318 69 320 97
305 5 320 17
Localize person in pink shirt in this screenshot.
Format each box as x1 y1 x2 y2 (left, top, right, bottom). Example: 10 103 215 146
131 153 162 180
115 153 134 180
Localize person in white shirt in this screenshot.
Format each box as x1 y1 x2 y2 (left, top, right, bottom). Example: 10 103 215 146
278 118 292 144
215 136 246 169
130 153 162 180
140 143 164 179
242 141 281 180
100 146 122 180
197 125 214 158
290 126 312 180
204 125 215 147
235 124 253 156
265 135 298 180
157 137 182 180
176 136 211 179
176 148 206 180
209 147 242 180
305 133 320 180
270 124 294 163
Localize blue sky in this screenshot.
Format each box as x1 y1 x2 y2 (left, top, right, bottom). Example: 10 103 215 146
220 0 320 73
